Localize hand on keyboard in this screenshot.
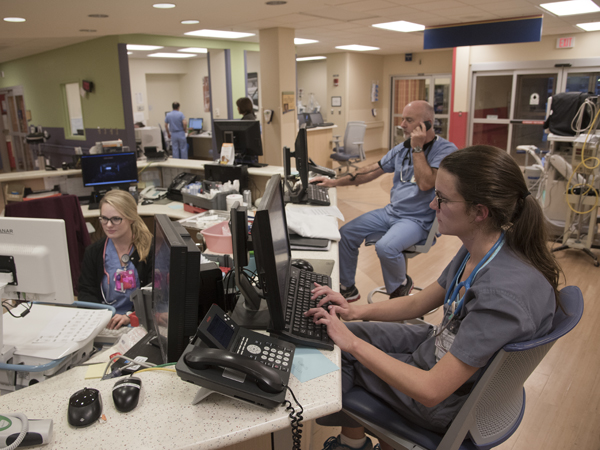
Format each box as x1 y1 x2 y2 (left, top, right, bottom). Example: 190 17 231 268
307 283 354 321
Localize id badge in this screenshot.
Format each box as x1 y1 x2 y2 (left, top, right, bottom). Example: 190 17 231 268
435 327 456 362
114 269 137 293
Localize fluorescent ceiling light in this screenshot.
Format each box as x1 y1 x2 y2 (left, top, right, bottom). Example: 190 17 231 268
181 20 199 24
540 0 600 16
577 20 600 30
3 17 26 23
149 53 197 58
153 3 176 8
295 38 318 45
127 52 133 55
335 45 379 51
185 29 255 39
372 20 425 32
127 44 164 51
296 56 326 61
178 47 208 53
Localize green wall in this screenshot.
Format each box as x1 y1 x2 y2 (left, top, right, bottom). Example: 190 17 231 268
0 36 124 129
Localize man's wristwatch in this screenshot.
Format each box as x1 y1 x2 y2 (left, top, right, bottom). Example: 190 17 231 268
412 146 423 153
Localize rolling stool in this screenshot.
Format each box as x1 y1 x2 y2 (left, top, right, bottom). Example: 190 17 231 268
365 218 439 304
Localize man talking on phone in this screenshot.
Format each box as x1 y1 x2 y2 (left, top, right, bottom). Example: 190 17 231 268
311 100 457 301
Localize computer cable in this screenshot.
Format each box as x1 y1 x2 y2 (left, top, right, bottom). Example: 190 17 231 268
2 299 32 319
101 354 156 380
283 385 304 450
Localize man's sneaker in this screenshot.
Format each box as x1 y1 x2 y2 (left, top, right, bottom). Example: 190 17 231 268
322 435 374 450
340 284 360 302
389 275 413 299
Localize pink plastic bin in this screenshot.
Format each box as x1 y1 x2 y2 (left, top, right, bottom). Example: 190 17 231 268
201 220 233 254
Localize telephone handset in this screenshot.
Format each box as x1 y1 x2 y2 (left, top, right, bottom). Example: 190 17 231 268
403 120 433 148
140 186 168 200
184 347 284 393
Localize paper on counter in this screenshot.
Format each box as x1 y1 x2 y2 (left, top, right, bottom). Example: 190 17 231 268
291 348 339 383
286 205 345 221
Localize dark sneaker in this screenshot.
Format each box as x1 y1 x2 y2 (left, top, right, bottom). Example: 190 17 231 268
322 435 373 450
340 284 360 302
389 275 413 299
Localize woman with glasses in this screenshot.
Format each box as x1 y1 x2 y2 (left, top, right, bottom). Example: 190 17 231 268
78 190 153 329
307 145 562 450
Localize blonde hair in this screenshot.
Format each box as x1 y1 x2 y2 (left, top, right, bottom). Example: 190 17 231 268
100 190 153 262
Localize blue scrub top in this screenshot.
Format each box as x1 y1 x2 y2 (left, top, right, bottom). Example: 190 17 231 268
101 239 139 315
165 110 186 133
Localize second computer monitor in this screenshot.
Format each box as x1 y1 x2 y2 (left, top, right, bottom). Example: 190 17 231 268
80 152 138 190
188 118 203 132
213 119 263 160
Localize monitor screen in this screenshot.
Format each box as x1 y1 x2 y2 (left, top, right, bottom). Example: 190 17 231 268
298 113 307 126
250 175 291 330
0 217 74 304
188 118 203 131
309 112 324 125
213 119 263 158
80 152 138 188
152 215 201 363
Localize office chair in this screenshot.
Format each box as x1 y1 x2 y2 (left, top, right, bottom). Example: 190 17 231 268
365 218 439 304
342 285 583 450
330 121 367 177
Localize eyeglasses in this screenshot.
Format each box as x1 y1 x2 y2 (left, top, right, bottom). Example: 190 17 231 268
434 190 471 210
99 216 123 225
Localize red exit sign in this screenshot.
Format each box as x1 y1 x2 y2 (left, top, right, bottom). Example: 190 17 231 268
557 37 574 49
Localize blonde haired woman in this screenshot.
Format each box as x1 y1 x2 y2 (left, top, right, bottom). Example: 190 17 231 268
79 190 153 329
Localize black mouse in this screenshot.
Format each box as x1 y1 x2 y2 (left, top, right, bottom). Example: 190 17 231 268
291 259 313 272
68 387 103 428
142 200 153 205
112 377 142 413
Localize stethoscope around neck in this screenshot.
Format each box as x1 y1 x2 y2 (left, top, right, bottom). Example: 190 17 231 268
442 232 505 322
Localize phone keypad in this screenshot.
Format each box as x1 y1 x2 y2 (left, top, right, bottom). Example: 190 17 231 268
234 336 293 373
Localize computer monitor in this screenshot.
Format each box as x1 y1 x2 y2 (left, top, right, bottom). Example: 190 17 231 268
309 112 324 126
152 214 201 363
0 217 74 360
283 128 309 203
250 175 292 332
80 152 138 190
188 118 204 132
229 202 270 328
213 119 263 162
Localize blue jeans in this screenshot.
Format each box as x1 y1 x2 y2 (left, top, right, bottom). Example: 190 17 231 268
339 208 428 293
171 132 188 159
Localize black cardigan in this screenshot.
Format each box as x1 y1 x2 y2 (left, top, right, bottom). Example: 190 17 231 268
77 237 153 307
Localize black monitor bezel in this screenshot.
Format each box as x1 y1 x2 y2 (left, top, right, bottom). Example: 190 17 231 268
213 119 263 157
80 151 138 188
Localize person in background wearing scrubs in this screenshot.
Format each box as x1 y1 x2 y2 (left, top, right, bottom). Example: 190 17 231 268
165 102 188 159
78 190 153 329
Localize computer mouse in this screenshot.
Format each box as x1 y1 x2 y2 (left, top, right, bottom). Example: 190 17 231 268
291 259 313 272
142 200 153 205
68 387 103 428
112 377 142 413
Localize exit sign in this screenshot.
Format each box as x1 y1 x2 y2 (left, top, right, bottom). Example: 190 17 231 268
557 37 574 49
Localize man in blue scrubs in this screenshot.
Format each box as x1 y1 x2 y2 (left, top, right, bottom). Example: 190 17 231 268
312 101 457 301
165 102 188 159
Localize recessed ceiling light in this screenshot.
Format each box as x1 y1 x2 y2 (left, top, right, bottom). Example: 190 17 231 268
88 14 109 18
126 44 164 51
153 3 176 9
184 29 255 39
181 20 199 24
3 17 26 23
372 20 425 32
178 47 208 53
266 1 287 5
296 56 326 61
148 52 196 58
79 29 97 32
295 38 318 45
540 0 600 16
127 52 133 55
577 20 600 30
335 45 379 52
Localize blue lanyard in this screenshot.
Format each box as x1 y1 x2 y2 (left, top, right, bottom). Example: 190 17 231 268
443 233 505 319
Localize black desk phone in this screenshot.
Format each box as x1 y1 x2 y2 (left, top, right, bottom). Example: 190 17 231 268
167 172 197 201
176 304 296 408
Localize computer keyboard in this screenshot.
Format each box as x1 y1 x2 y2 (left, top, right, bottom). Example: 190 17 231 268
304 184 330 206
95 326 132 344
283 268 334 351
33 309 108 344
318 122 335 127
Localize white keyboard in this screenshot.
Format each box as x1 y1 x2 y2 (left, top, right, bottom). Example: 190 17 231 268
95 326 132 344
33 309 107 344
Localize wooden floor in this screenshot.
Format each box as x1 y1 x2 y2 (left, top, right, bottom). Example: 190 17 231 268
308 149 600 450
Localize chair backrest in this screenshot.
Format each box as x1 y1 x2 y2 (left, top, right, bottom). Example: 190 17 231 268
342 121 367 159
440 285 584 450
